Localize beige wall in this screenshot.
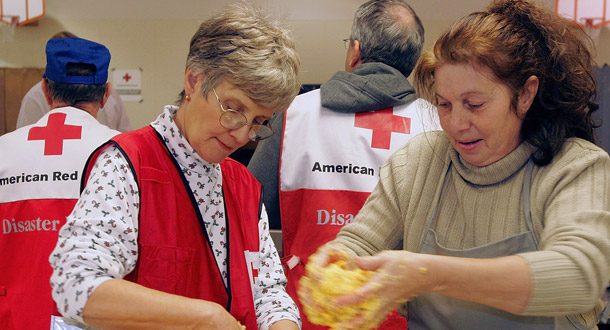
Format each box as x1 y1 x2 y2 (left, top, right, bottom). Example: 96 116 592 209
0 16 356 129
1 0 608 129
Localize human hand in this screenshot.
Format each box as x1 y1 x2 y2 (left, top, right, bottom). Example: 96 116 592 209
298 244 389 330
332 250 431 330
298 243 353 307
306 243 354 277
297 244 354 326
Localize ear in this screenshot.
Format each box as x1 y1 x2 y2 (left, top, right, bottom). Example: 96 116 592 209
345 39 362 72
184 67 198 96
101 83 112 109
41 78 53 106
517 75 539 116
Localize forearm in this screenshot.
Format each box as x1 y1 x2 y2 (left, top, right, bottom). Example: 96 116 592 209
83 279 226 329
50 145 141 321
424 254 531 314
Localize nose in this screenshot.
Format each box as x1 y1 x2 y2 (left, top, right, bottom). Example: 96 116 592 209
230 124 252 145
448 106 471 132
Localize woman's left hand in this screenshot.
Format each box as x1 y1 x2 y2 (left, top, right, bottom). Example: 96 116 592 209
332 250 432 330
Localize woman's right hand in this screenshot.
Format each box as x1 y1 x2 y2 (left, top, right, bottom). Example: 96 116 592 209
297 243 354 315
306 243 353 278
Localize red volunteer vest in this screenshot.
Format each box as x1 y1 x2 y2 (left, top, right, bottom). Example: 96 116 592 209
84 126 261 330
279 90 436 329
0 108 119 330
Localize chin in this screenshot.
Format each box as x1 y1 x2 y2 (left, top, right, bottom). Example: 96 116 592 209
197 153 227 165
460 155 484 167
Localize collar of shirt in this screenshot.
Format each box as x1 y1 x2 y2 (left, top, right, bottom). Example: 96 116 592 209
151 106 222 180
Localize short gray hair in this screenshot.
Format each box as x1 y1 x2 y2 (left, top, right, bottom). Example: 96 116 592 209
350 0 424 77
181 3 301 112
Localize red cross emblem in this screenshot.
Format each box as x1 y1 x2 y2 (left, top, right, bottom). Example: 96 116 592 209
122 73 132 82
28 113 82 155
249 261 259 283
354 108 411 149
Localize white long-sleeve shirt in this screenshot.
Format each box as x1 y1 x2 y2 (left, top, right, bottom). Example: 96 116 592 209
50 106 300 329
18 81 132 132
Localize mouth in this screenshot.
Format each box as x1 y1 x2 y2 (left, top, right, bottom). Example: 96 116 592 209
459 139 482 145
456 139 482 150
216 138 234 151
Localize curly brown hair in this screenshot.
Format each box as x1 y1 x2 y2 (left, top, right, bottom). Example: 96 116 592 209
414 0 598 165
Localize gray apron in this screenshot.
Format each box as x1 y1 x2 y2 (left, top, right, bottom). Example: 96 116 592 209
407 160 590 330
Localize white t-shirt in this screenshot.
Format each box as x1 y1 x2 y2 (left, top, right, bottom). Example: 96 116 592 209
16 80 132 132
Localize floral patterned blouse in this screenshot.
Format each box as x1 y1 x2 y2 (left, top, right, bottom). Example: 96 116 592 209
49 106 300 329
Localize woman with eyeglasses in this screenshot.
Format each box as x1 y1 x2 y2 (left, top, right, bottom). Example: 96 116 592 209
49 4 301 330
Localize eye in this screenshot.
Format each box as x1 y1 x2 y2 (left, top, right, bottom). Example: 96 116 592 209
437 102 451 110
466 103 483 110
229 106 245 114
435 96 451 110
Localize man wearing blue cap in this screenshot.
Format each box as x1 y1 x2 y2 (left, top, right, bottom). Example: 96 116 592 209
0 37 119 330
17 31 132 132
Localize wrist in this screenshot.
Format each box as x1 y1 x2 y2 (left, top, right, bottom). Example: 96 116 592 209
412 253 438 295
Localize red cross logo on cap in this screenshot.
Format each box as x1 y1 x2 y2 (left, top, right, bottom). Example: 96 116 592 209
354 108 411 149
28 113 82 155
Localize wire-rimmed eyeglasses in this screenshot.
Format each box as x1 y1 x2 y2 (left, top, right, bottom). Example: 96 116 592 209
343 38 351 49
212 88 274 141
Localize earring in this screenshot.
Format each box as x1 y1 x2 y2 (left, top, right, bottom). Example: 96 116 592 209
185 94 191 101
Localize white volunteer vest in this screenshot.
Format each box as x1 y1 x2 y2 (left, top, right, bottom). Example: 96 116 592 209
279 89 439 330
280 90 439 240
0 107 119 203
0 106 119 330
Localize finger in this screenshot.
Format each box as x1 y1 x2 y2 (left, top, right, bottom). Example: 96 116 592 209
326 245 350 263
353 255 385 271
308 244 343 269
334 278 382 306
335 290 365 306
298 277 316 305
307 254 327 270
341 308 386 330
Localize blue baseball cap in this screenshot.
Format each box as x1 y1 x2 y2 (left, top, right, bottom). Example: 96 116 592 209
43 37 110 85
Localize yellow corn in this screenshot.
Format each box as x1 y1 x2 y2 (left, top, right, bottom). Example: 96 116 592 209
299 260 384 330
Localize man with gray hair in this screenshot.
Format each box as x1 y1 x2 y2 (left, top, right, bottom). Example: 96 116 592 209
248 1 438 328
17 31 132 132
0 37 119 330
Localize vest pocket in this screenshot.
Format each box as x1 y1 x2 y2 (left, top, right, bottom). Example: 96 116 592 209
137 244 195 296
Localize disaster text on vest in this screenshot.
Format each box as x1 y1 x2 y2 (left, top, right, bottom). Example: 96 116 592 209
316 209 355 226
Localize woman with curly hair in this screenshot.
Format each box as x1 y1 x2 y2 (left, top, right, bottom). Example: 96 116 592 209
303 0 610 329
